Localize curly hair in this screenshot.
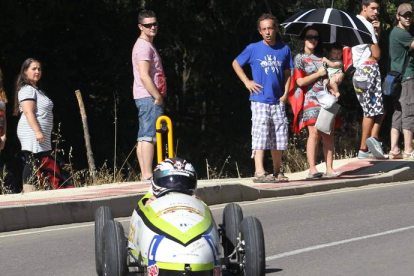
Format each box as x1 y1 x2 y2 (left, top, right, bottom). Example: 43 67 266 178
257 13 278 30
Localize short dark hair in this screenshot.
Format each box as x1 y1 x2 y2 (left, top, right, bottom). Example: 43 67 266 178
138 10 156 24
257 13 278 30
329 43 343 51
362 0 380 8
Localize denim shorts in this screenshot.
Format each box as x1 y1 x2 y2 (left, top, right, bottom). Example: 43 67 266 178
135 97 164 142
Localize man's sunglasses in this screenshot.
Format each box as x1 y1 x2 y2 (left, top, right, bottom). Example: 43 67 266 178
399 13 413 19
305 35 319 41
140 22 158 28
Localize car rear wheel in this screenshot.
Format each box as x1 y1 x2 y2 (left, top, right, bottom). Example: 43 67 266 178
240 216 265 276
103 220 127 276
95 206 113 276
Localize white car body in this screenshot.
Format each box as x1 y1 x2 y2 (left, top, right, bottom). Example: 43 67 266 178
128 193 221 275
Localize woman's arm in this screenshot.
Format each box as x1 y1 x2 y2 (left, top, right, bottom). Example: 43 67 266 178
296 67 327 87
21 100 44 143
0 109 6 150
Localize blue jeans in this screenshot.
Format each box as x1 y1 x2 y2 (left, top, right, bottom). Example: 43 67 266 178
135 97 164 142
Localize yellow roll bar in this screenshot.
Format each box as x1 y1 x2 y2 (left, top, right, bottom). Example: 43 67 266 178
156 115 174 163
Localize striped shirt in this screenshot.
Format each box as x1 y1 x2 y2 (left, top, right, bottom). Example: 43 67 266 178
17 85 54 153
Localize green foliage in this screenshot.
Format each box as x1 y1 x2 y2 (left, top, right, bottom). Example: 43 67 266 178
0 0 406 188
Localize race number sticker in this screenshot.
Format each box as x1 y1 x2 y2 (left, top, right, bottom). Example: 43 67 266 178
147 264 159 276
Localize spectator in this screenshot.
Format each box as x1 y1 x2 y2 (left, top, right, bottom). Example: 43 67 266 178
352 0 386 159
388 3 414 159
232 13 292 183
0 67 7 153
13 58 54 193
132 10 166 181
322 43 344 98
289 27 341 179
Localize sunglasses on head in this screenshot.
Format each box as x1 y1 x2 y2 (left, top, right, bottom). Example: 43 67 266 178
140 22 158 28
305 35 319 41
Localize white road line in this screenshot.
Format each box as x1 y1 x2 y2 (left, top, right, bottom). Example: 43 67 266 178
0 223 94 238
266 225 414 261
1 181 413 238
226 181 414 208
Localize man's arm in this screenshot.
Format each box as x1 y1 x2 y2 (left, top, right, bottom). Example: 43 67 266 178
232 59 263 95
138 60 163 105
370 44 381 60
371 19 381 60
280 69 291 103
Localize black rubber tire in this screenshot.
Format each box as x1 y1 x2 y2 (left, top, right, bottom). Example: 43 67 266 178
240 216 266 276
95 206 113 276
222 203 243 256
103 220 127 276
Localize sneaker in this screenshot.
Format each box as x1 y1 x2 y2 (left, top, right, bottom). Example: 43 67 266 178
358 150 374 159
366 137 386 159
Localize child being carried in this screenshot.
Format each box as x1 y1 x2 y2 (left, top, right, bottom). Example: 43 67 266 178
322 43 344 98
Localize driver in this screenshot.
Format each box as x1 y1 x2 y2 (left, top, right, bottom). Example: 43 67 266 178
145 157 197 205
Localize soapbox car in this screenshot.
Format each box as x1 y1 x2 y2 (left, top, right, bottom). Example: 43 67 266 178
94 193 265 275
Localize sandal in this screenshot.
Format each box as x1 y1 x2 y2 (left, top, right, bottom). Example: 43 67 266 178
273 172 289 182
389 150 403 160
306 172 323 180
253 172 276 183
403 151 414 160
325 171 342 178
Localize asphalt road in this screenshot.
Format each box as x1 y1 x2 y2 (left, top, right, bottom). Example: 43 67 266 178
1 181 414 276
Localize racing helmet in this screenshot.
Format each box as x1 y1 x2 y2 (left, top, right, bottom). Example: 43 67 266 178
151 157 197 197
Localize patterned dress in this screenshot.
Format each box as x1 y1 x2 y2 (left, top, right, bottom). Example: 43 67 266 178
289 53 325 133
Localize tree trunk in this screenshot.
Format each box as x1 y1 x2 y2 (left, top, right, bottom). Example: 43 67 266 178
75 90 97 182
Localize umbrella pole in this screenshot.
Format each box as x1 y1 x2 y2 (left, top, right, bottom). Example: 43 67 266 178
331 0 334 8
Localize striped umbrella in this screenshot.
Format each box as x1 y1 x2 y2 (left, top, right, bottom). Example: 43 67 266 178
281 8 374 47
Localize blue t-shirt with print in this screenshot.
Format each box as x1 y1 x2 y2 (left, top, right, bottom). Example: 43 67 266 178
236 41 293 104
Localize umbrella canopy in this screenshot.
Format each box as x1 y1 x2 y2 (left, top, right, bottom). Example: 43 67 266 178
281 8 374 47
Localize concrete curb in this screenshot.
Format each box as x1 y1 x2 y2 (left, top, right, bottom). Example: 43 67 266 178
1 165 414 232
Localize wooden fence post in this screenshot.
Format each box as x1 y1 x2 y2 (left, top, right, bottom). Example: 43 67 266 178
75 90 97 182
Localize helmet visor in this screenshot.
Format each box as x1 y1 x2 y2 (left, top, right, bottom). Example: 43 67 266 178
154 174 197 192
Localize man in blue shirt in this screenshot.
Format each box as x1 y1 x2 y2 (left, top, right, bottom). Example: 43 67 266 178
232 14 293 183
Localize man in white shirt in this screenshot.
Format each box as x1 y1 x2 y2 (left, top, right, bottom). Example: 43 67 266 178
352 0 386 159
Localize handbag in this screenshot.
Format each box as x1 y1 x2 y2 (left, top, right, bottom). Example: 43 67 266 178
382 71 402 96
382 53 408 96
315 103 340 135
316 83 338 109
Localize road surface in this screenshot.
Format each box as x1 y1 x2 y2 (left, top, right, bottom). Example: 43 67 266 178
1 181 414 275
